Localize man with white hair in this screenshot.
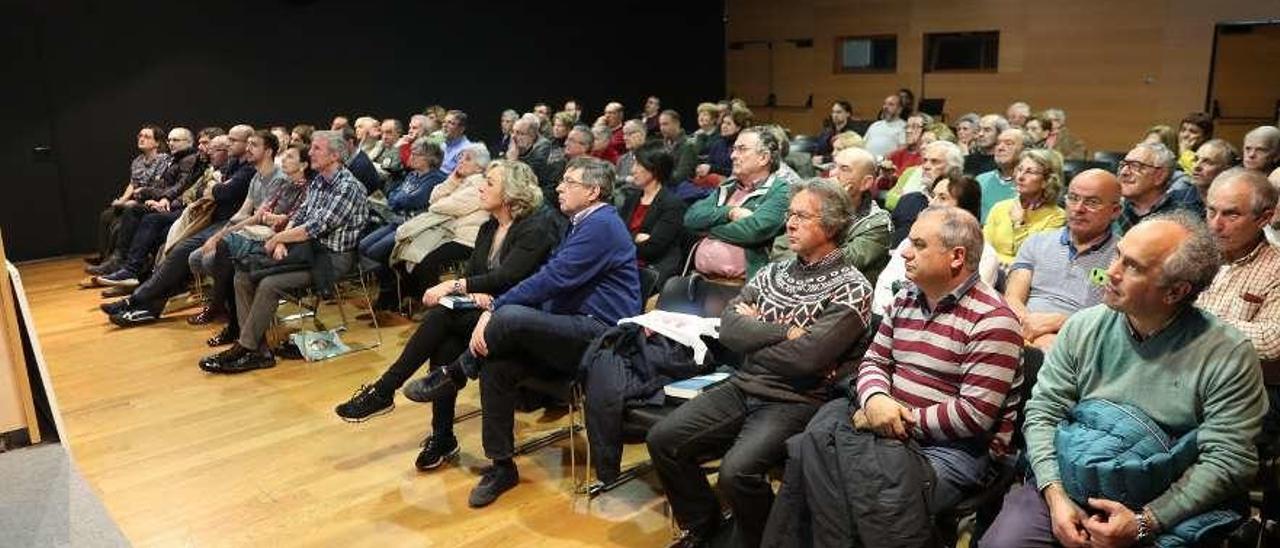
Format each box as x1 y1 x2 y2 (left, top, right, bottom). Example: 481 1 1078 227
506 113 556 199
1243 125 1280 174
200 130 369 374
1006 101 1032 128
1115 142 1202 234
396 114 431 167
976 128 1029 221
615 119 648 186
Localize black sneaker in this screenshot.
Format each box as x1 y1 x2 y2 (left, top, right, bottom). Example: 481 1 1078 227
414 435 460 471
110 308 157 327
468 461 519 508
334 384 394 422
100 298 131 315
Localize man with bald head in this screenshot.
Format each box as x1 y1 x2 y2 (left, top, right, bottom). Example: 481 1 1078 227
601 101 627 159
976 127 1028 221
983 212 1265 548
1243 125 1280 174
771 146 891 283
1005 169 1122 350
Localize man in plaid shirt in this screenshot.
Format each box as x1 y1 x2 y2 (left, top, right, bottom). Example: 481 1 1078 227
200 130 368 374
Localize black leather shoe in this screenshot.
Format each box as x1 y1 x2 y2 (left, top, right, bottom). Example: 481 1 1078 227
275 340 304 360
667 523 720 548
206 350 275 374
187 305 225 325
402 367 464 403
100 298 131 315
199 344 248 370
205 326 238 347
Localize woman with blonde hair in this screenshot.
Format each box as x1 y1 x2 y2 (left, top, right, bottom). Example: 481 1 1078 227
336 159 564 471
983 148 1067 264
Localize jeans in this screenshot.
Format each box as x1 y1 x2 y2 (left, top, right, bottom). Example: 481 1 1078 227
121 209 181 275
476 305 609 460
646 381 818 547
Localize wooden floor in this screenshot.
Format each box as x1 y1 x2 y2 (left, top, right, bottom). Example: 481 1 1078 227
19 258 672 547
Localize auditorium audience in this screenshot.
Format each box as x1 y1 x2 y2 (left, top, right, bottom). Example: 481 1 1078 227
90 125 170 270
874 173 1000 314
618 142 688 291
199 130 368 374
402 156 640 508
693 106 750 188
686 126 789 282
862 93 906 157
765 205 1021 546
1243 125 1280 174
984 148 1067 265
976 127 1030 222
1115 142 1202 234
1005 169 1122 350
774 146 891 284
507 114 556 199
651 178 873 548
334 160 559 472
391 144 492 301
983 212 1265 548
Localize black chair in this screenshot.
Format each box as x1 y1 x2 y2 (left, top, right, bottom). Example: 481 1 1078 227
1092 150 1126 171
935 346 1044 547
789 135 820 155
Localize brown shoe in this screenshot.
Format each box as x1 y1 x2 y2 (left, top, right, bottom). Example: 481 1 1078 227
187 305 225 325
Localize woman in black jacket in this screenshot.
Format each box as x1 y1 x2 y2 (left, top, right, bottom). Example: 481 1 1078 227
619 141 687 293
334 160 562 470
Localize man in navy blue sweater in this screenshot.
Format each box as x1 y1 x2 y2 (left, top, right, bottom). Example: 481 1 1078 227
407 155 641 508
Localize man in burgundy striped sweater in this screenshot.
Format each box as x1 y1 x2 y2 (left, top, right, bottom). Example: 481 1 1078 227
854 205 1024 511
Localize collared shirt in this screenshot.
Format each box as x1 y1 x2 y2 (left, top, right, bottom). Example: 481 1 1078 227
1114 186 1201 235
1011 228 1116 315
570 201 607 226
857 272 1024 459
291 167 369 253
130 152 170 186
441 135 472 173
1196 240 1280 360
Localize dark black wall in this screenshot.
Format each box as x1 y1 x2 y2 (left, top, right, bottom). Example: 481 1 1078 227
0 0 725 261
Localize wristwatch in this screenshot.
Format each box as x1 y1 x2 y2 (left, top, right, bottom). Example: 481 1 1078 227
1134 508 1154 544
451 279 463 295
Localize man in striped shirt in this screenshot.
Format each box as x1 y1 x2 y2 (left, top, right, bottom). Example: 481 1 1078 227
855 205 1024 512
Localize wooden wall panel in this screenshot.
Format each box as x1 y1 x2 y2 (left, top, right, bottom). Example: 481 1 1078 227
727 0 1280 153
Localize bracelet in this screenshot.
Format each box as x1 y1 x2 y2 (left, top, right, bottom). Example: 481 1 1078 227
1134 508 1154 543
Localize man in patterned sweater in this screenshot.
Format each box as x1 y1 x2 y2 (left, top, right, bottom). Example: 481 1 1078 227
648 178 874 548
855 205 1024 512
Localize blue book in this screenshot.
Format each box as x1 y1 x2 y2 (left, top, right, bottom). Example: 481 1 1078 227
664 372 730 400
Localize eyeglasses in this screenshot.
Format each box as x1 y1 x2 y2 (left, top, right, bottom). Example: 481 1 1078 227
1117 159 1159 172
1014 166 1046 177
1064 193 1114 210
731 144 762 154
786 210 820 223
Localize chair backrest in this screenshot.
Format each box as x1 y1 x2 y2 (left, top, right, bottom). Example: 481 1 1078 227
789 135 819 155
1092 150 1125 170
1063 159 1114 183
1010 346 1045 450
639 266 660 299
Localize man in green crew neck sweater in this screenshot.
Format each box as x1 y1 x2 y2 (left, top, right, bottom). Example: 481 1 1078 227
982 212 1267 547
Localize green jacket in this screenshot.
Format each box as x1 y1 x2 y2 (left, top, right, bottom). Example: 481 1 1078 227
770 198 892 284
685 172 790 280
664 133 699 184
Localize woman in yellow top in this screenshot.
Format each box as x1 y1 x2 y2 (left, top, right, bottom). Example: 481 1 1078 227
983 148 1066 264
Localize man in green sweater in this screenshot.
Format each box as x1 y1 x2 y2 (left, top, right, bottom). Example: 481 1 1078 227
982 212 1267 547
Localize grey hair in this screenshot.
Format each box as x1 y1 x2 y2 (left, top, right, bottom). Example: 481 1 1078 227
382 118 403 134
1133 141 1177 171
741 125 782 172
566 156 616 200
409 114 429 126
501 109 519 121
623 119 646 134
1210 167 1278 216
590 124 611 141
1198 138 1239 166
920 205 984 272
170 127 194 142
981 114 1010 133
1043 108 1066 123
1146 210 1220 304
1008 101 1031 113
410 138 443 169
955 113 980 128
570 124 594 149
515 113 540 133
462 143 491 169
1245 125 1280 148
312 130 350 163
789 178 854 242
762 124 791 157
909 112 935 126
923 140 965 172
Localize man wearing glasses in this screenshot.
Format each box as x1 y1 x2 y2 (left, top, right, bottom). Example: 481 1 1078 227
1004 169 1122 350
1115 142 1203 235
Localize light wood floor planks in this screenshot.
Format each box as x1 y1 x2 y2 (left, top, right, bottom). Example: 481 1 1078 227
19 258 672 547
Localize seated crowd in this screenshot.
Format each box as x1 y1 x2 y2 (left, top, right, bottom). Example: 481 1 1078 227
83 93 1280 547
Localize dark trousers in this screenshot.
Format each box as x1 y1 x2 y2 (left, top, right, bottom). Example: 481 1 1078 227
122 210 181 275
646 381 818 548
131 223 223 313
112 204 150 262
477 304 609 461
374 306 482 437
97 205 125 258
